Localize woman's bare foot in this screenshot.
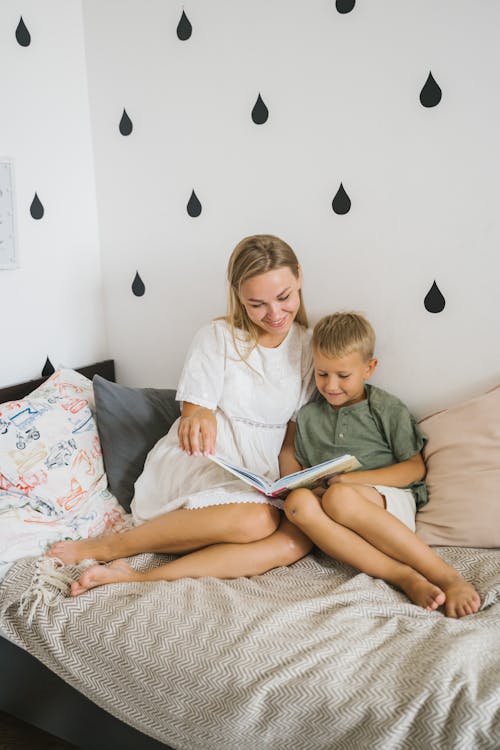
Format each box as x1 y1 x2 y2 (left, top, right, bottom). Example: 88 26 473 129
70 559 140 596
47 538 112 565
397 568 446 611
441 577 481 618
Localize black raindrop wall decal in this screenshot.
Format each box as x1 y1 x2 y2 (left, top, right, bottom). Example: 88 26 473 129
332 183 351 215
251 94 269 125
15 16 31 47
132 271 145 297
336 0 356 13
30 193 44 220
187 190 202 217
42 357 55 377
424 281 446 313
420 72 442 108
119 109 133 136
177 10 192 40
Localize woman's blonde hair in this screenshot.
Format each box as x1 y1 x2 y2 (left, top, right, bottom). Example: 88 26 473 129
312 312 375 361
225 234 308 352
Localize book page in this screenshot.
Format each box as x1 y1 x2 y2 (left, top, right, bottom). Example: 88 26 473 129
272 455 361 493
208 453 361 498
207 454 271 492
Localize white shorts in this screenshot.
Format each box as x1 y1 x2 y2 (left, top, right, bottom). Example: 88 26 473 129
371 485 416 532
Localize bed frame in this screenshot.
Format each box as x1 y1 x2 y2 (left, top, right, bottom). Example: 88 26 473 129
0 361 172 750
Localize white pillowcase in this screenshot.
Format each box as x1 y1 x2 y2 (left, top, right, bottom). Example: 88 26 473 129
0 369 130 580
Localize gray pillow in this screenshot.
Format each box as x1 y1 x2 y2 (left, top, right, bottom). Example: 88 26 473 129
93 375 181 512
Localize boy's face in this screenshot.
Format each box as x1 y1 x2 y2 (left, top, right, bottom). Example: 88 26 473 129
313 348 377 409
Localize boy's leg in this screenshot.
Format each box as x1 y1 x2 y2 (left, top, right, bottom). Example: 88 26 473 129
321 483 480 616
69 518 313 596
284 488 446 611
48 503 281 564
285 486 480 617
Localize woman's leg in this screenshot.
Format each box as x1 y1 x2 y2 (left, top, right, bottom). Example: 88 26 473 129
285 486 480 617
48 503 280 564
69 517 313 596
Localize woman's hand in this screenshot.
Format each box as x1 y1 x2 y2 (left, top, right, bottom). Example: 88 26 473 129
178 403 217 456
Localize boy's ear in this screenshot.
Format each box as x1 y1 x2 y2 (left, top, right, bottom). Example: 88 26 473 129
364 358 378 379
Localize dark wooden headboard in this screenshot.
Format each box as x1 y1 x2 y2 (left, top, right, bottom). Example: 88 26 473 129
0 360 115 402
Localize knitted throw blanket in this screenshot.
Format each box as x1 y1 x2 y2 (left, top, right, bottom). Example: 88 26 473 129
1 548 500 750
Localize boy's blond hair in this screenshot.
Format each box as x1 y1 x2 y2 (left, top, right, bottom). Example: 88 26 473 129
312 312 375 361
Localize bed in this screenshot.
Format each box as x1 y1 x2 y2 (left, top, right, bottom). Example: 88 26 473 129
0 363 499 750
0 362 171 749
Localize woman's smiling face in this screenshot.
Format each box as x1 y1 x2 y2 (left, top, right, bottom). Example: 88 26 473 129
239 266 302 346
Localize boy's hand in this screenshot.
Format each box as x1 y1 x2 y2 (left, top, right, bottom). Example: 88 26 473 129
312 485 326 498
322 472 357 489
278 421 303 477
326 453 426 488
326 473 351 485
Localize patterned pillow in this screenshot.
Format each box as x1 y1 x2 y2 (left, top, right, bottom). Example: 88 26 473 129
0 369 129 579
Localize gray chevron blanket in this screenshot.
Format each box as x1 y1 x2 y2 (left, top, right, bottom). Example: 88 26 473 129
1 547 500 750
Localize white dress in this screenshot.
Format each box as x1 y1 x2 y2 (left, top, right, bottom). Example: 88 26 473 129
131 320 314 523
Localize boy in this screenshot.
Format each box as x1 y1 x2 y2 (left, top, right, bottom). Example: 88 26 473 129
284 312 480 618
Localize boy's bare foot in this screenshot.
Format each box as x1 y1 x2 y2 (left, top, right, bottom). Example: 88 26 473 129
397 568 446 611
441 577 481 618
70 559 140 596
47 538 111 565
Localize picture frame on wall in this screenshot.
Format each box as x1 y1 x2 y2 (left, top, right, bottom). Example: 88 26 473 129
0 159 17 270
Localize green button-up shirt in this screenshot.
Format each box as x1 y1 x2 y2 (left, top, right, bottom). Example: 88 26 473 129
295 384 427 509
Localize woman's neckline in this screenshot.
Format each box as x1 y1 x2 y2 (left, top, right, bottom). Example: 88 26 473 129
257 324 296 349
216 318 298 350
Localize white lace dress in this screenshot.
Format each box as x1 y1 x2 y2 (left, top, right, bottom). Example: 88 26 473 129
131 320 314 523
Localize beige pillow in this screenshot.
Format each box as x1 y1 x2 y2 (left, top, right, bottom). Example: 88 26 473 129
416 385 500 547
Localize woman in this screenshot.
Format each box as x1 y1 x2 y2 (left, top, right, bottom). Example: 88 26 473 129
48 234 315 593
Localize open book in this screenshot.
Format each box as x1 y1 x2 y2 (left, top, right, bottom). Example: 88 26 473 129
207 453 361 501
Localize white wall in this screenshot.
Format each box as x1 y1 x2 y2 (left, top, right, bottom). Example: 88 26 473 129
0 1 107 387
81 0 500 417
3 2 499 419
